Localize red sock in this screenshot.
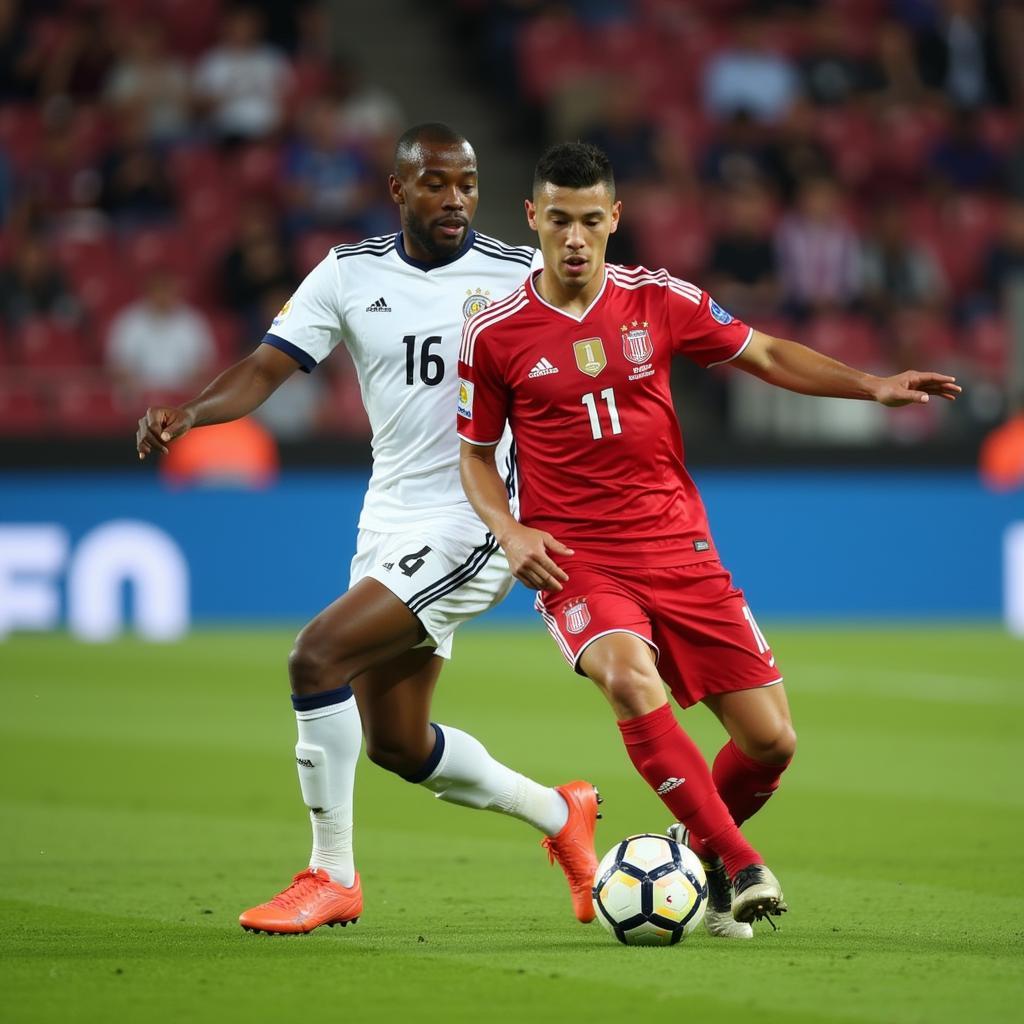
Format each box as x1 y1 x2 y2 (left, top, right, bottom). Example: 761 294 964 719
713 739 791 826
617 703 761 878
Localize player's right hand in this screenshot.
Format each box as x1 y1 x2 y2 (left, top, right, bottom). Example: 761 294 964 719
500 524 574 592
136 406 195 460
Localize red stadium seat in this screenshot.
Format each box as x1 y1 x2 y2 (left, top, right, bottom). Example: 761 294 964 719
51 376 133 436
966 316 1010 377
12 319 92 370
295 230 360 274
0 104 44 172
0 379 49 434
805 315 884 370
206 310 245 366
627 187 710 279
234 144 284 200
517 10 594 102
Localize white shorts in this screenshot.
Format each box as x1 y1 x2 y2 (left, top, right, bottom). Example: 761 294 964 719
349 516 514 659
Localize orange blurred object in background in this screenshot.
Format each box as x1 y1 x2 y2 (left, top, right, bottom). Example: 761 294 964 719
160 417 279 489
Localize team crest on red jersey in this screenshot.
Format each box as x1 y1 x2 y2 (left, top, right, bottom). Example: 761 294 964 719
563 598 591 634
573 338 606 377
621 321 653 364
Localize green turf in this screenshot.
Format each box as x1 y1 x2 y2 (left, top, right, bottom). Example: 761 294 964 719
2 625 1022 1024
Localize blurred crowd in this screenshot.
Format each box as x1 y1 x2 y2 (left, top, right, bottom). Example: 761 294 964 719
455 0 1024 443
0 0 403 441
1 0 1022 448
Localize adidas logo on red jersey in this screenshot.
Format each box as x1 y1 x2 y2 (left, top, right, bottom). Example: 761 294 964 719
528 357 559 378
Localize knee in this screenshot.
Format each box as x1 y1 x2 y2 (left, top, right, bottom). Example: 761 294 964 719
288 624 341 693
365 739 422 778
597 663 664 718
745 723 797 765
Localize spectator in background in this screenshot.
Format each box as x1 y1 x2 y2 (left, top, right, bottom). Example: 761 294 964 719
861 198 947 320
104 23 191 146
775 176 862 318
98 108 176 229
864 20 933 108
39 6 115 104
106 270 215 395
797 8 873 108
928 107 1001 193
221 200 296 334
700 110 774 192
0 234 80 328
21 111 101 227
914 0 1008 110
703 13 799 124
582 79 659 186
763 99 834 203
0 0 43 100
1006 126 1024 201
706 185 779 321
193 5 293 143
284 98 373 234
326 56 404 147
981 200 1024 306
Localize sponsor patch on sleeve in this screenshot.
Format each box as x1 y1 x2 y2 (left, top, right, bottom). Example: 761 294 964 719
457 379 474 419
708 298 733 325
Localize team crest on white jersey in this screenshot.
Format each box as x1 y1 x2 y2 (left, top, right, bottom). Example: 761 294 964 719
563 598 591 634
573 338 607 377
463 289 492 320
621 321 653 364
272 298 293 326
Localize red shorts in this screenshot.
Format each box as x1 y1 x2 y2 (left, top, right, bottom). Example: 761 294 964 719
534 559 782 708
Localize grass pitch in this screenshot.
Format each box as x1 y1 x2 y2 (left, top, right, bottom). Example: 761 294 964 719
2 624 1022 1024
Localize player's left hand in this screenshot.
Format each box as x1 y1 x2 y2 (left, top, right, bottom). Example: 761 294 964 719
872 371 961 407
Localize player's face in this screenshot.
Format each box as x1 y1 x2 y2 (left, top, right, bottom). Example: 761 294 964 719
389 141 479 261
526 183 620 292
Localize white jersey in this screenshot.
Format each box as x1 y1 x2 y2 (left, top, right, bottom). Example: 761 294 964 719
263 230 539 531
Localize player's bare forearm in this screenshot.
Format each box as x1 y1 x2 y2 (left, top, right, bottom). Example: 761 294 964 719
459 440 574 591
735 331 961 407
136 343 298 458
459 441 520 544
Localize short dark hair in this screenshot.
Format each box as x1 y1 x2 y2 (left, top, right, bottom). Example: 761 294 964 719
533 142 615 196
394 122 471 174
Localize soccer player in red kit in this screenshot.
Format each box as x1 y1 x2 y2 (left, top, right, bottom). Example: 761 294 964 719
457 142 961 936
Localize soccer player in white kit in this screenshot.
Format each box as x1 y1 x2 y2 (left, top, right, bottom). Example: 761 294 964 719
136 124 600 933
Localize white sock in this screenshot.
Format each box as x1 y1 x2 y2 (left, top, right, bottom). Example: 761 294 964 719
415 723 569 836
292 687 361 887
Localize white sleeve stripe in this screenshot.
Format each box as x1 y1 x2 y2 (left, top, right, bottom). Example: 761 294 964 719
608 267 702 303
705 327 754 367
457 432 503 445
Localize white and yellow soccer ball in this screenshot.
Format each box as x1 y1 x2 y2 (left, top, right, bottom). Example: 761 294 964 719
592 833 708 946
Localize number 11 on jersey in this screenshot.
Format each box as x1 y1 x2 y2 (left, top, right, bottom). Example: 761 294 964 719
581 387 622 440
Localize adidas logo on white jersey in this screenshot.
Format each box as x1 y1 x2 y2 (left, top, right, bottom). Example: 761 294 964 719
365 296 392 312
528 357 559 378
656 777 686 795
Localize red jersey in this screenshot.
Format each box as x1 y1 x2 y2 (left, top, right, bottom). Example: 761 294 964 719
457 265 752 567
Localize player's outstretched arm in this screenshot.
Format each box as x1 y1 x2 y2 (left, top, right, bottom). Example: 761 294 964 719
459 440 574 592
136 343 300 459
733 330 962 407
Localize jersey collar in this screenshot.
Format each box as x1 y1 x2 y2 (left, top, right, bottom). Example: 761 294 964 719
527 267 609 322
394 228 477 271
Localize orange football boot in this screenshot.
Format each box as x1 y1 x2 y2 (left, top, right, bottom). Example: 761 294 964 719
239 868 362 934
541 781 602 923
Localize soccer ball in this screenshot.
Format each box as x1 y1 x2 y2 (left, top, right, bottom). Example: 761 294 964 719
592 833 708 946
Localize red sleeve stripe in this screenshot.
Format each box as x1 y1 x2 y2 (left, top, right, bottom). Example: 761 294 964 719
459 287 529 366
